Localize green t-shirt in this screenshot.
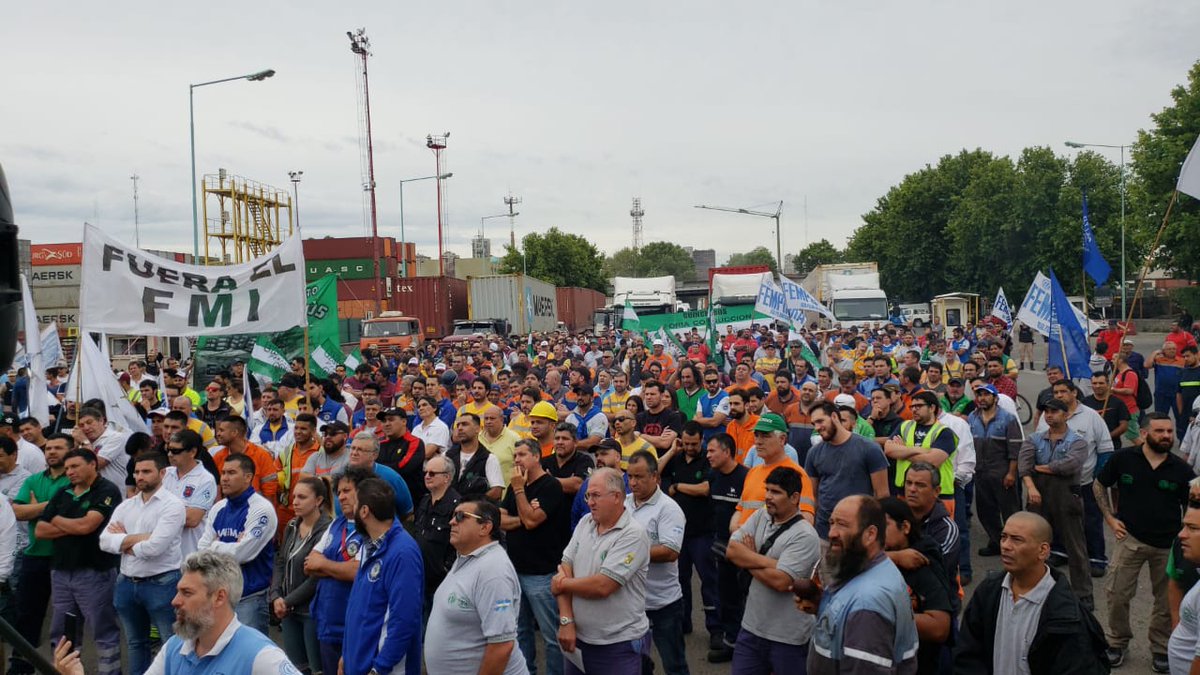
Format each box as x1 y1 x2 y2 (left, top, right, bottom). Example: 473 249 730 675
675 387 704 422
15 470 71 557
854 417 877 439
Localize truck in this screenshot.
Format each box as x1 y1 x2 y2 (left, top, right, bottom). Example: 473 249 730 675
359 311 424 352
467 274 559 335
801 262 889 329
612 276 677 317
709 265 772 306
441 318 511 345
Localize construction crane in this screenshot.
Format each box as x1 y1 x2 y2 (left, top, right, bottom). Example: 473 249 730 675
348 28 383 314
694 201 783 271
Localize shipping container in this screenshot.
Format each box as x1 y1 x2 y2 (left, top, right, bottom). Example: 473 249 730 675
31 287 80 308
37 307 79 328
28 264 80 288
467 274 558 335
303 236 395 261
335 278 393 304
31 242 83 266
392 276 469 337
307 257 396 282
556 287 606 333
337 299 375 320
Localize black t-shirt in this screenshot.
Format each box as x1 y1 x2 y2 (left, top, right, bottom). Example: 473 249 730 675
414 488 461 592
637 408 684 438
501 473 569 575
904 536 955 672
381 434 427 505
40 477 124 571
1018 325 1034 343
1097 447 1194 548
540 451 594 484
709 464 748 543
1081 395 1132 435
661 452 713 537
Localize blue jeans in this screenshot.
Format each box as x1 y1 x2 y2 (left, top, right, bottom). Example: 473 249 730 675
50 568 121 675
955 481 974 577
114 570 182 675
236 589 270 635
678 533 720 635
319 640 342 675
281 613 319 673
1082 481 1108 567
647 598 691 675
517 573 563 675
731 629 809 675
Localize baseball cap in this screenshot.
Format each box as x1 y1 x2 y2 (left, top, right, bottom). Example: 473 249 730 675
407 357 419 365
434 363 447 371
0 414 16 427
973 383 999 396
529 401 559 421
947 377 965 386
1043 399 1069 413
1122 338 1134 345
324 421 350 435
147 408 169 418
377 407 407 420
752 413 788 434
653 339 664 346
596 438 622 454
833 394 857 410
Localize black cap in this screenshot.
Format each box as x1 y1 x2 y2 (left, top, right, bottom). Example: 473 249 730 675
947 377 965 386
1043 399 1069 413
0 415 14 427
323 421 350 435
377 407 407 421
596 438 621 454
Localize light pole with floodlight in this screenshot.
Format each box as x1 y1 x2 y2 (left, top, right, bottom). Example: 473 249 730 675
398 173 452 276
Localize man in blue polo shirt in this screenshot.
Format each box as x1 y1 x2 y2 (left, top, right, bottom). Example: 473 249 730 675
342 477 423 675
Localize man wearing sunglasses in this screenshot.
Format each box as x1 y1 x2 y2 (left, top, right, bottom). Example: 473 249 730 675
414 454 461 621
162 429 216 559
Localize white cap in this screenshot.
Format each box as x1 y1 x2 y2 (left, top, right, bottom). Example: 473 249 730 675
489 342 499 351
434 363 447 371
407 357 419 365
834 393 857 409
653 339 664 346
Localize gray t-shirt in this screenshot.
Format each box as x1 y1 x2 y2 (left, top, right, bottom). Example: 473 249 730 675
733 508 821 646
626 489 686 610
804 433 888 539
301 449 350 478
424 541 528 675
562 508 651 645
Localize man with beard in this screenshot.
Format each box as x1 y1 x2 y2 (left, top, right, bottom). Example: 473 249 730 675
726 466 821 673
637 380 684 453
884 391 957 507
342 478 423 675
765 373 801 420
55 551 299 674
955 512 1110 674
1019 398 1094 610
99 452 187 675
805 495 919 674
724 389 760 465
300 421 350 480
968 383 1022 558
804 402 889 542
1095 413 1194 671
446 413 504 502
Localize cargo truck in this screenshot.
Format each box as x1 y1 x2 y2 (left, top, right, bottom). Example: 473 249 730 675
801 262 889 329
612 276 677 316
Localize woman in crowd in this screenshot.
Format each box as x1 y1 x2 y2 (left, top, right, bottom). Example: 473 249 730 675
271 476 333 674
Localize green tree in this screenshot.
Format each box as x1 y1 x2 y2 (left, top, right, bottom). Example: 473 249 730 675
498 227 607 291
1131 60 1200 280
603 242 695 281
725 246 778 273
792 239 843 276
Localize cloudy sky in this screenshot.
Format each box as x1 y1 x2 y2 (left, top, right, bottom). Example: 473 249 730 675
4 2 1197 265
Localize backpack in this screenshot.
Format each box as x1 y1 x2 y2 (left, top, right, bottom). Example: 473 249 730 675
1135 372 1153 411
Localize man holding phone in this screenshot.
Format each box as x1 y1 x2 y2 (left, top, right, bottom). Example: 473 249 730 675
34 448 124 675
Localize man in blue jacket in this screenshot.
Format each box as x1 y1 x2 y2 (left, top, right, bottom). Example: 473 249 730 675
341 477 423 675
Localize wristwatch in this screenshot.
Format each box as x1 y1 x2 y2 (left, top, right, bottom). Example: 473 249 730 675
559 616 575 626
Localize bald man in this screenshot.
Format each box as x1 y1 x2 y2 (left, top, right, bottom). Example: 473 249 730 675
956 512 1108 672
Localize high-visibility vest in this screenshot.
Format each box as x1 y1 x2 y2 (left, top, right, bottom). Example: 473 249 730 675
895 420 956 497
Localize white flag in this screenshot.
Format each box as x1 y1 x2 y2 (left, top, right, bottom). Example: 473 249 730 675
622 299 641 333
19 275 49 426
41 323 62 368
79 223 308 337
66 333 147 434
1179 134 1200 200
991 287 1013 326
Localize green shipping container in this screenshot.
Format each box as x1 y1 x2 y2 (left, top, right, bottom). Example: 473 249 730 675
307 258 380 281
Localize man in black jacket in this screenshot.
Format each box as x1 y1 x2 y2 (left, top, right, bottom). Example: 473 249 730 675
955 511 1109 674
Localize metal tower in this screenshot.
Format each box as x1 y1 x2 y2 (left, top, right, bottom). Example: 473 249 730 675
504 193 522 248
201 169 293 264
427 133 450 275
630 197 645 250
349 28 383 313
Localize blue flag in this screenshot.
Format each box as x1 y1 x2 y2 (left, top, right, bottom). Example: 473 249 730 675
1046 269 1093 380
1081 192 1111 286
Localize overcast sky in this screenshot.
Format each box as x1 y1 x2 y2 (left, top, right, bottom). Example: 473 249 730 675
4 2 1197 266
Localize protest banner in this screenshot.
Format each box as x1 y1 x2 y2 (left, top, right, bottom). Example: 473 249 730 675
1016 271 1095 337
79 223 306 336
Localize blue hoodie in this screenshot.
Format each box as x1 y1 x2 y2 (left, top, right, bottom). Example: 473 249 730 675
311 516 363 643
342 523 423 675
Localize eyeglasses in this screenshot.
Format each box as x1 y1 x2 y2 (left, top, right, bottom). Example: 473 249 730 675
584 491 617 502
614 416 634 423
909 402 928 409
452 510 485 523
704 379 719 385
166 446 188 454
424 470 450 477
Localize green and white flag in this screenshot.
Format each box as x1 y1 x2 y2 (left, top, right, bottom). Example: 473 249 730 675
343 348 363 371
659 327 687 359
309 339 344 379
248 335 288 383
622 299 641 333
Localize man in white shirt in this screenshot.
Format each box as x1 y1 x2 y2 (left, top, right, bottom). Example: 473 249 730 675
0 495 17 625
99 452 186 675
0 415 46 475
73 406 131 489
162 429 218 559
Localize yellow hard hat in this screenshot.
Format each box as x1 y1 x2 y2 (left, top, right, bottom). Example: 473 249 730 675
529 400 559 421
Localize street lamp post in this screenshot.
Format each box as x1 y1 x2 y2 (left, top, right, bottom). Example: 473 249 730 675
480 213 516 259
1065 140 1128 318
694 202 785 272
288 170 303 231
190 68 275 261
398 173 452 277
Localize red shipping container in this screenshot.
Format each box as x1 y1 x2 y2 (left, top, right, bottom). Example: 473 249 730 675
392 276 469 337
337 278 388 304
303 236 396 261
337 299 374 320
556 287 606 333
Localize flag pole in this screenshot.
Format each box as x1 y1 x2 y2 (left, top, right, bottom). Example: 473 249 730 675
303 324 312 393
1124 190 1179 327
1056 322 1073 380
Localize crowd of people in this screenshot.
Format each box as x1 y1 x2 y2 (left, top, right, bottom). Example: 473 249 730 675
3 316 1200 674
